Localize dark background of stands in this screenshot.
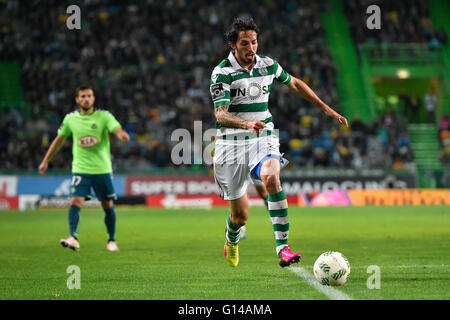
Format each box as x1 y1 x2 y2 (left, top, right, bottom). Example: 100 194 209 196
0 0 448 173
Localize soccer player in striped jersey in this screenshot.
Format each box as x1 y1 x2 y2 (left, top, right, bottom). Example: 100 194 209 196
211 17 348 268
39 86 130 251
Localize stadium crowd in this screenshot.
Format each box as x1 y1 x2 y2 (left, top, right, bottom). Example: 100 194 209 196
344 0 447 46
439 115 450 166
281 109 413 169
0 0 416 171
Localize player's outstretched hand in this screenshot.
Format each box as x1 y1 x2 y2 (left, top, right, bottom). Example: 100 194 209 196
336 114 348 128
38 161 48 176
243 120 266 135
115 128 130 143
321 104 348 128
120 131 130 143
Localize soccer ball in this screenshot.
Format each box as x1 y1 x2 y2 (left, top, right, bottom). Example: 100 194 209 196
313 251 351 286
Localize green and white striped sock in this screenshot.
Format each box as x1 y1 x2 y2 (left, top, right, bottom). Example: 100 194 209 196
268 190 289 255
225 215 241 245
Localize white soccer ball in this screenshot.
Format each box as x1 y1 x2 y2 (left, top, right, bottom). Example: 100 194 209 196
313 251 351 286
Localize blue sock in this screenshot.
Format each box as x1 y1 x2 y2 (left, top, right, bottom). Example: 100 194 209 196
68 205 81 239
104 206 116 242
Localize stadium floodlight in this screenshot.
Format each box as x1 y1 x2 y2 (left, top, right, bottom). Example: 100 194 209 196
397 69 410 79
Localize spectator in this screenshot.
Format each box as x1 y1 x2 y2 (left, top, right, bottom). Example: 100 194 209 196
439 115 450 131
438 116 450 157
424 89 437 123
439 146 450 166
409 93 421 123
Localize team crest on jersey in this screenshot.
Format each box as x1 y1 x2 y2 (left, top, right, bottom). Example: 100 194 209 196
78 135 98 148
91 123 97 130
260 68 268 75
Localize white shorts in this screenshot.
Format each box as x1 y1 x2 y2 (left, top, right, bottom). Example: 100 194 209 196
213 134 280 200
251 176 265 186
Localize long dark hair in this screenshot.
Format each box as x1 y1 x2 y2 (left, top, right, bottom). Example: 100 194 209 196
225 17 260 46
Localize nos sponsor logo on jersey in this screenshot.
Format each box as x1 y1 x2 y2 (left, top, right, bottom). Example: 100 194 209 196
78 135 98 148
236 83 269 100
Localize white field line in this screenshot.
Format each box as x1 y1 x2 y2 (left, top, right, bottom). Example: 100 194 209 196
352 264 449 269
288 266 353 300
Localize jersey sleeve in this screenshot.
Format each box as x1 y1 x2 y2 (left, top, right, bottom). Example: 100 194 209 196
57 115 72 137
210 67 231 108
104 111 122 132
273 60 292 85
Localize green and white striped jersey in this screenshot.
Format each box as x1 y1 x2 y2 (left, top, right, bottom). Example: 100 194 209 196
210 52 292 139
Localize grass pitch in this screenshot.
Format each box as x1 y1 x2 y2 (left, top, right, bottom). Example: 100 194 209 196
0 205 449 300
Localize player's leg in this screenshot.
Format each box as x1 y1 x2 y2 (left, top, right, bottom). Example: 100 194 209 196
101 199 119 251
227 190 249 243
224 192 248 267
259 157 301 267
92 173 119 251
254 182 269 208
60 196 84 251
68 196 84 239
214 160 250 267
60 174 90 250
239 180 268 241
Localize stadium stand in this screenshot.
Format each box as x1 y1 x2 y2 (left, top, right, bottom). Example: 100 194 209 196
344 0 448 122
344 0 447 45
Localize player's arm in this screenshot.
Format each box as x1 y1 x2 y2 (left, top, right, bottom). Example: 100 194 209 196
103 110 130 143
286 76 348 127
215 105 266 134
38 134 67 176
113 128 130 143
211 69 265 134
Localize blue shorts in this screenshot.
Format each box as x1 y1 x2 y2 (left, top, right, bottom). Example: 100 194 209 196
70 173 117 202
250 154 281 180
